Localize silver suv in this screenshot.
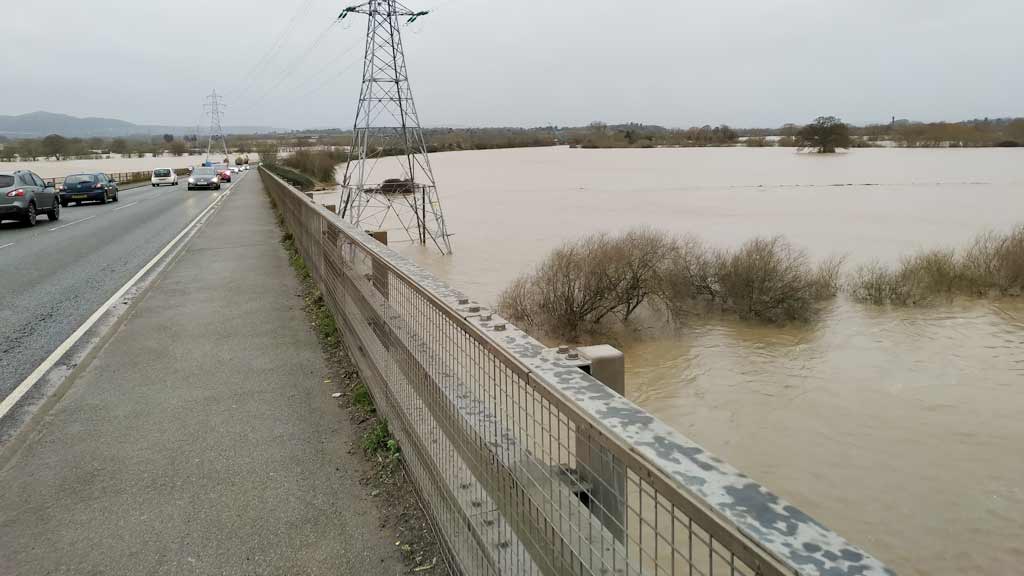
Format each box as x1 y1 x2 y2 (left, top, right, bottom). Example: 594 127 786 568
0 170 60 226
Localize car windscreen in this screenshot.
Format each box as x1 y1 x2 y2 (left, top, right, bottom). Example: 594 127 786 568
154 169 172 177
194 168 216 176
0 175 14 188
64 174 97 185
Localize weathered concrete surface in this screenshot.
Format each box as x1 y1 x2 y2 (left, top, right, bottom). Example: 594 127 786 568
0 174 404 575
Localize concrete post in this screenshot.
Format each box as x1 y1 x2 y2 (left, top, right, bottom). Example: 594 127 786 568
575 345 626 541
367 230 388 297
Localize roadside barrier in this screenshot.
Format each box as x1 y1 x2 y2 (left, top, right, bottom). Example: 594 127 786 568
42 168 193 188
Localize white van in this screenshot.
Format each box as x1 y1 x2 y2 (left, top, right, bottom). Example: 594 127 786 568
151 168 178 187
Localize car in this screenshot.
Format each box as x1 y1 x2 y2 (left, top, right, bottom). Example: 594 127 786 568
218 169 232 183
230 167 239 174
151 168 178 187
59 173 119 206
187 167 221 190
0 170 60 226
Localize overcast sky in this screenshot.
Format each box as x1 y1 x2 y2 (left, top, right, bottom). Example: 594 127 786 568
4 0 1022 129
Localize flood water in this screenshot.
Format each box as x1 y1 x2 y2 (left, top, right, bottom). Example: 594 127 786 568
390 147 1024 576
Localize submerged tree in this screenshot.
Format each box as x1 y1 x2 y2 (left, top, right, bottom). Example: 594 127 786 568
796 116 851 153
41 134 68 160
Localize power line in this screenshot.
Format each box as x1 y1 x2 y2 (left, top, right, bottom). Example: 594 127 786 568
234 42 365 123
293 50 364 102
231 19 341 116
226 0 316 100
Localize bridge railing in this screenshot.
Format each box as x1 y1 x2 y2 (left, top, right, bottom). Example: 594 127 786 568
259 166 893 576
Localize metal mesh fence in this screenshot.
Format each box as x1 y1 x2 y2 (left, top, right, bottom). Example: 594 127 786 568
260 167 893 576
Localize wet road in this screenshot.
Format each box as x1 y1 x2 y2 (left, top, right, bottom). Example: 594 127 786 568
0 176 242 397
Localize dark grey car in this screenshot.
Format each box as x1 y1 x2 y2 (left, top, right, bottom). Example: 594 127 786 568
187 167 221 191
0 170 60 226
59 173 119 206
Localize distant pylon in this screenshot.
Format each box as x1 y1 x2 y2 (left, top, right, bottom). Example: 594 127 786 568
204 90 229 162
338 1 453 254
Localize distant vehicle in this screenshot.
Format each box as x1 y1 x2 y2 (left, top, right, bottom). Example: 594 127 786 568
151 168 178 187
59 173 119 206
229 167 239 174
0 170 59 226
242 165 250 171
188 167 221 190
218 169 232 183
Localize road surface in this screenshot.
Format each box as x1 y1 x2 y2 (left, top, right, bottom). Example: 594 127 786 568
0 173 404 574
0 176 239 397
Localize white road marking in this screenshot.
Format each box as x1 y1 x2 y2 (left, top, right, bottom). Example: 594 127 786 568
0 243 14 250
49 215 97 231
113 201 140 211
0 181 238 421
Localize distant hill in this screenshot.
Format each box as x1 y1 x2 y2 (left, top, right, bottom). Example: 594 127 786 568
0 111 272 138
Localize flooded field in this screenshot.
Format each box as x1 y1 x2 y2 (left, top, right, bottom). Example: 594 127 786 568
2 153 250 179
392 147 1024 576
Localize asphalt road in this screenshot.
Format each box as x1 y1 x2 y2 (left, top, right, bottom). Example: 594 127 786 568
0 174 245 397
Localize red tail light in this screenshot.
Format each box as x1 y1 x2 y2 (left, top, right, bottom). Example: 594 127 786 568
6 189 25 197
94 183 103 189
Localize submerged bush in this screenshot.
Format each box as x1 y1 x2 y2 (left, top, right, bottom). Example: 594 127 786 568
849 225 1024 305
499 233 630 338
498 229 844 338
849 262 904 305
717 237 838 322
656 235 724 313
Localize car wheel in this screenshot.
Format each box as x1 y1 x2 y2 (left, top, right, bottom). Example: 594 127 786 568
23 202 37 227
99 191 108 204
47 200 60 221
114 191 119 202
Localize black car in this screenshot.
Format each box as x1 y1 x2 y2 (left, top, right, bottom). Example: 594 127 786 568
59 173 119 206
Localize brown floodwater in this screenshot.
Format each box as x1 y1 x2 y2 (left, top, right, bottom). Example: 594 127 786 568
380 146 1024 576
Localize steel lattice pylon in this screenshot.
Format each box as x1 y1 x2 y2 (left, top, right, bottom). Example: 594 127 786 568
338 1 452 254
204 89 229 163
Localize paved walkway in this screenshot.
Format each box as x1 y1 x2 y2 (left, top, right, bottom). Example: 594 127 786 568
0 174 404 575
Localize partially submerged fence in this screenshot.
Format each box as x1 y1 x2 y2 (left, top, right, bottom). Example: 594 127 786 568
260 166 894 576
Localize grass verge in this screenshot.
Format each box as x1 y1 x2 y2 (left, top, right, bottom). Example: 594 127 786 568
269 189 446 575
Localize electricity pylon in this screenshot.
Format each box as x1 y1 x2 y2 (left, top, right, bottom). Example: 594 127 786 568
204 90 229 162
338 1 453 254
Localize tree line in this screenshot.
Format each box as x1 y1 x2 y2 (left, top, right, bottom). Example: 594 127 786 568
4 116 1021 163
0 133 219 161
